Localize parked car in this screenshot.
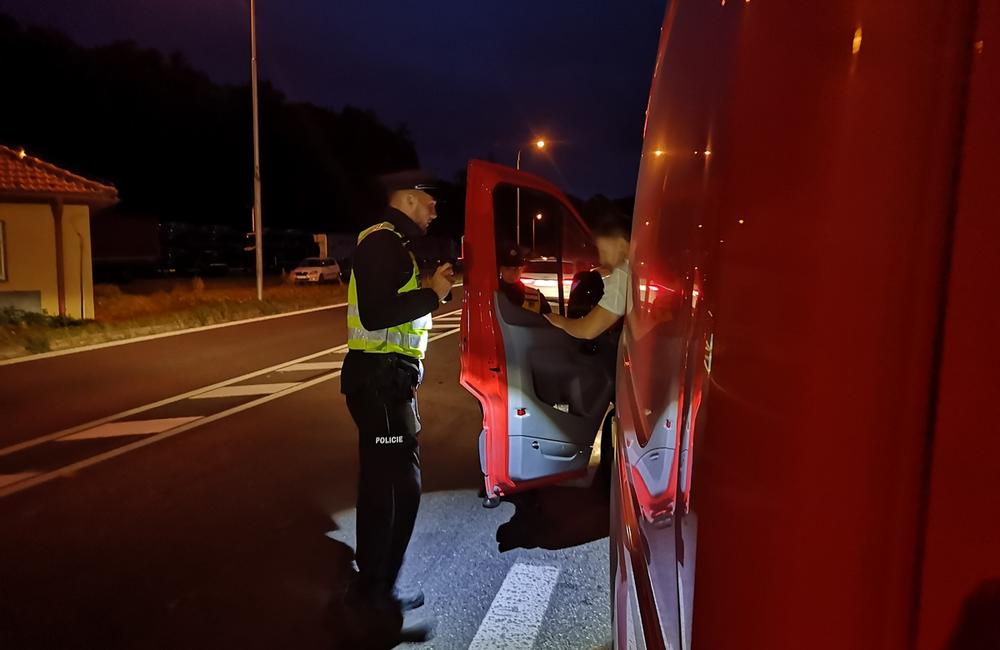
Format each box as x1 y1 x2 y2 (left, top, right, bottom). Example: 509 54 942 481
290 257 341 284
518 258 576 303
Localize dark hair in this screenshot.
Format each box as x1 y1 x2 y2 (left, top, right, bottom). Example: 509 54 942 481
591 212 632 241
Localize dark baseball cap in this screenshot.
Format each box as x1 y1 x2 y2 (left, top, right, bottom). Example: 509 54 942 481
498 245 525 267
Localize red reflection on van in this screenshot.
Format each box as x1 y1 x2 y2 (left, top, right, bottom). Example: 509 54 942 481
461 1 1000 648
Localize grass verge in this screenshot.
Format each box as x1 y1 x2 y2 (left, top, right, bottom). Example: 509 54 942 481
0 276 348 360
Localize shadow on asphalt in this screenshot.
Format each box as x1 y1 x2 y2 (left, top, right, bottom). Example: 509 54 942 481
495 468 611 552
322 528 436 650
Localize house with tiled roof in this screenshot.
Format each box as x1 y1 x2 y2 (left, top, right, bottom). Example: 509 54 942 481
0 145 118 318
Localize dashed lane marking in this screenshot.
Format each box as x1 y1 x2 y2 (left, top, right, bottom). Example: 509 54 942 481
0 308 461 460
0 326 461 499
0 284 464 367
58 417 202 441
0 473 40 489
468 563 561 650
278 361 344 372
191 383 300 399
0 343 351 459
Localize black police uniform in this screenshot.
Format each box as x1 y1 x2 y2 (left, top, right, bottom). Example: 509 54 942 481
341 206 440 605
497 246 551 314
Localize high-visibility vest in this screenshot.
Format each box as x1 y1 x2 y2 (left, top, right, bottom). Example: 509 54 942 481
347 222 432 359
521 285 545 314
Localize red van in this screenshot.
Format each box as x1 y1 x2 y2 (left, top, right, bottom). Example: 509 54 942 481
461 1 1000 649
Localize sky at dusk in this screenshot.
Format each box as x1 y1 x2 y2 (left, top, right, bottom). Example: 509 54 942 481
0 0 666 198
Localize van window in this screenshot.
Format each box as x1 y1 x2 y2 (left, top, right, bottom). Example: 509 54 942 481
492 185 596 314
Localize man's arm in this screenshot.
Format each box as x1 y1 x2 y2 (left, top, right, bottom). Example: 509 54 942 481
354 231 439 331
539 295 552 315
545 306 620 340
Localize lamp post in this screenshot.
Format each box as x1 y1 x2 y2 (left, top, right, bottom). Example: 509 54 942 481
515 138 547 246
250 0 264 301
533 212 542 252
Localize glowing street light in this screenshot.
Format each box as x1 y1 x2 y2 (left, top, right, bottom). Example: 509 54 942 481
533 212 543 251
515 137 549 245
515 137 547 172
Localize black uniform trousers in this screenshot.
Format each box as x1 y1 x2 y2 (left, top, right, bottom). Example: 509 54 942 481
344 353 422 599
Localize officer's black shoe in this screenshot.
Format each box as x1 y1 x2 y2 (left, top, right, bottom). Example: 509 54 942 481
339 591 404 649
399 611 437 643
394 588 425 612
345 575 423 612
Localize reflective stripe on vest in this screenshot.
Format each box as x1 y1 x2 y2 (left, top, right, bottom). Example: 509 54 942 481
347 222 432 359
522 286 543 314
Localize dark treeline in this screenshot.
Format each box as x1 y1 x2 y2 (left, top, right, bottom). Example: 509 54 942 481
0 14 421 234
0 13 629 247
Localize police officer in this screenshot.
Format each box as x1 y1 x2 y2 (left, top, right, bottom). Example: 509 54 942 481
497 245 552 314
341 171 454 629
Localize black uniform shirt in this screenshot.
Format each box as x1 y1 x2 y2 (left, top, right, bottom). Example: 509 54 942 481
341 207 440 395
499 279 552 314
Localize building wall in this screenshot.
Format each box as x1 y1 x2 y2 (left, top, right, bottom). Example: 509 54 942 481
0 202 95 319
0 202 59 315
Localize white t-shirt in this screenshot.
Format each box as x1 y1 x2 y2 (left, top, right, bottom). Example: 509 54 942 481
598 262 630 317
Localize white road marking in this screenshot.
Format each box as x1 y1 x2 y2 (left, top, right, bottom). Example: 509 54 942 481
0 472 40 489
278 361 343 372
0 285 464 367
426 327 461 343
0 327 462 499
0 312 462 459
468 563 561 650
0 343 350 459
432 315 462 329
0 302 347 367
59 417 202 441
191 383 300 399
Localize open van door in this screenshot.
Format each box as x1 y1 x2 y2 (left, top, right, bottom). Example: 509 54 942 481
460 160 615 503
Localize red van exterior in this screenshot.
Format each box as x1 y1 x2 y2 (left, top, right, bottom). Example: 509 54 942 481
461 1 999 648
613 1 1000 649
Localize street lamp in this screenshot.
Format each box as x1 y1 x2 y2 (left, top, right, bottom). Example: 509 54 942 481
515 138 547 245
532 212 543 251
249 0 264 301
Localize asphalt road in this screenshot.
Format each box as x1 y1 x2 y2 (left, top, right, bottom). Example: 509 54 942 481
0 290 612 650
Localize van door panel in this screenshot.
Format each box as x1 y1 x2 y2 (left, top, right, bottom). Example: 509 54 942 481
495 291 612 482
460 159 612 497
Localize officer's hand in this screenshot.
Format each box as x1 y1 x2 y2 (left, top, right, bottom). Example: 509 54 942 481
431 263 455 300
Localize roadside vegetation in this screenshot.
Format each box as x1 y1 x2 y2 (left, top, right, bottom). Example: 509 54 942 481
0 275 347 360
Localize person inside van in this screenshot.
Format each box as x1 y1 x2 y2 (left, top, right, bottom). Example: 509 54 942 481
545 213 631 338
497 244 552 315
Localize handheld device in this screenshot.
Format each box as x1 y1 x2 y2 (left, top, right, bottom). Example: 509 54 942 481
436 258 457 303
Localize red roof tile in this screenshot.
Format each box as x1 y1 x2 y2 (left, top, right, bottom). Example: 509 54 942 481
0 145 118 206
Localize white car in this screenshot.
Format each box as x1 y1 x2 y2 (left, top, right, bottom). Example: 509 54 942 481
518 258 575 302
291 257 341 284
